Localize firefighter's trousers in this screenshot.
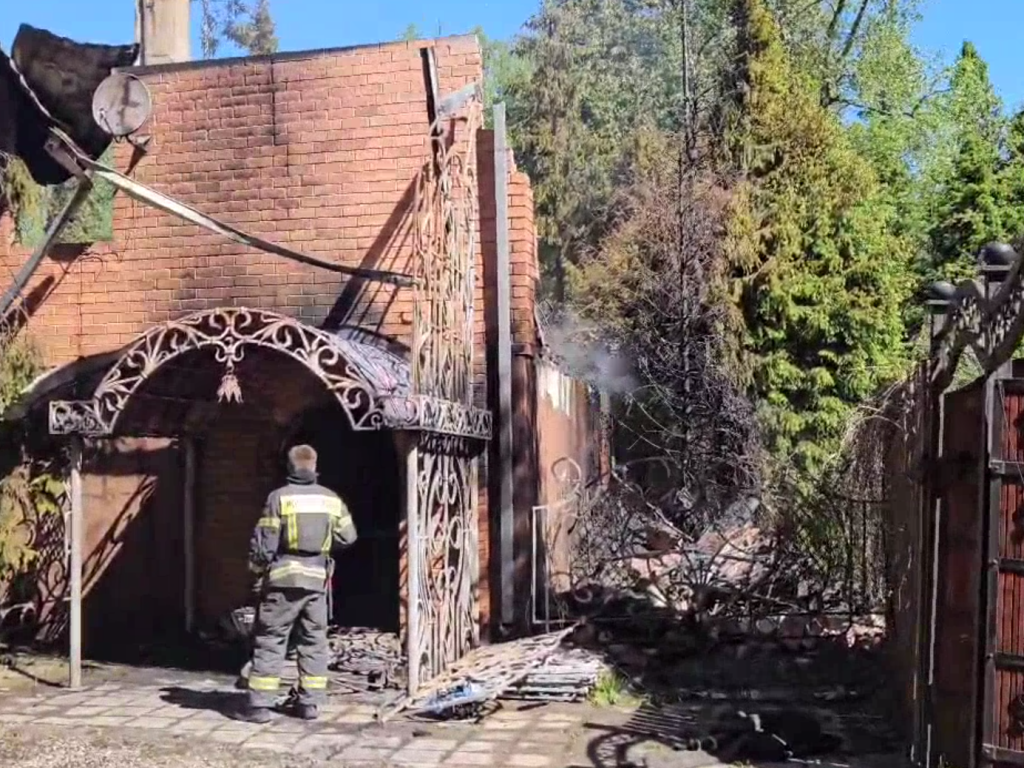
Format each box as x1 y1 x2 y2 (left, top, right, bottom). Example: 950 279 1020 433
247 587 329 709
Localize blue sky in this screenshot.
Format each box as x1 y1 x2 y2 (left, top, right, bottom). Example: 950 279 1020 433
1 0 1022 108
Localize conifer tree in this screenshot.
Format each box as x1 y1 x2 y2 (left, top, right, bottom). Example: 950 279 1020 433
724 0 914 477
927 42 1012 283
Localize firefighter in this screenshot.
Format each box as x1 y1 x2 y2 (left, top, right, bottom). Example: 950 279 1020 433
239 444 357 723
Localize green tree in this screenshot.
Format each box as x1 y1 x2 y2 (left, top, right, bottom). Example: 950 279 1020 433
507 0 708 298
0 330 64 599
925 42 1012 283
469 27 532 127
724 0 914 477
837 2 948 334
196 0 279 58
399 24 421 42
769 0 929 114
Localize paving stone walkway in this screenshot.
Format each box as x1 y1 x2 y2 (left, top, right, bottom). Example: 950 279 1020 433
0 676 607 767
0 669 903 767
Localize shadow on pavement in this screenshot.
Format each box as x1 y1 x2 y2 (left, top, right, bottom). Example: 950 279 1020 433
159 685 241 717
566 700 903 768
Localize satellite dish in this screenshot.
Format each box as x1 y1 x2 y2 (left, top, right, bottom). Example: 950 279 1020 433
92 72 152 139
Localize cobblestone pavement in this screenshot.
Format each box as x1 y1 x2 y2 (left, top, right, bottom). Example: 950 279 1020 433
0 670 902 767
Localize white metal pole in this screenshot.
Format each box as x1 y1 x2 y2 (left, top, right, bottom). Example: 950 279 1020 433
468 458 480 647
183 438 196 634
68 437 84 690
405 442 420 697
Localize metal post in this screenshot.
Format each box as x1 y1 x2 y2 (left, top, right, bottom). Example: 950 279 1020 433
68 437 84 690
468 458 480 646
183 437 196 634
493 102 515 627
405 441 420 696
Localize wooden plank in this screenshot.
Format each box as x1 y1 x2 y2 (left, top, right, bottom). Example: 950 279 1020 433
984 368 1024 764
932 379 986 768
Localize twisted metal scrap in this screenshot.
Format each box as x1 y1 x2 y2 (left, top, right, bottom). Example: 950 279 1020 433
377 627 576 721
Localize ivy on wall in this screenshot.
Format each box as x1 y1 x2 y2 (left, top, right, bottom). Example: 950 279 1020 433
14 148 116 247
0 330 65 608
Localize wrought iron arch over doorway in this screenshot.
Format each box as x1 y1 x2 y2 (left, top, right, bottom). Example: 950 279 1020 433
47 307 418 437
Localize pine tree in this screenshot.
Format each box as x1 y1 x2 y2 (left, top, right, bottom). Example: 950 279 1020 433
507 0 705 299
724 0 914 477
926 42 1012 283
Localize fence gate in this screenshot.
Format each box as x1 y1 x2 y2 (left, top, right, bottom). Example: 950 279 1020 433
981 362 1024 766
927 361 1024 768
929 378 986 768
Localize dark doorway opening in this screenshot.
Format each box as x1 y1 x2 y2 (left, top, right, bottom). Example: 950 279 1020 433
283 402 402 633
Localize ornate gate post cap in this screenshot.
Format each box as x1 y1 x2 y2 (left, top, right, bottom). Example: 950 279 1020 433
926 281 956 304
979 242 1019 283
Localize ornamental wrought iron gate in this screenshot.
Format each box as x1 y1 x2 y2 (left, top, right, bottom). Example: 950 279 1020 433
405 93 486 693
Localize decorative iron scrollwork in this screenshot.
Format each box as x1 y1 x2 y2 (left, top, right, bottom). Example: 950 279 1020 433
46 307 493 441
407 99 485 691
47 307 392 436
930 257 1024 391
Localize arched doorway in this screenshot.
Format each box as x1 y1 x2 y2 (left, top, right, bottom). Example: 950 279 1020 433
48 308 413 667
282 402 401 632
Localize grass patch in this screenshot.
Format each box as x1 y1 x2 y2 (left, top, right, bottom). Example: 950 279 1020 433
588 669 645 708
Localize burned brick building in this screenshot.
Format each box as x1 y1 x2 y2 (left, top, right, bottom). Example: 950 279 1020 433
0 26 607 691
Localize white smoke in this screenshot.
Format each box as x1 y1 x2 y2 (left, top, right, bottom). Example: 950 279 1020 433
538 306 637 394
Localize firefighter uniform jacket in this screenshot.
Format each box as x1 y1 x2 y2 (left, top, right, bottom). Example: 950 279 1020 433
248 474 357 592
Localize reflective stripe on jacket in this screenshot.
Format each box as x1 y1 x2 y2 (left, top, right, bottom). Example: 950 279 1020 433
249 478 357 591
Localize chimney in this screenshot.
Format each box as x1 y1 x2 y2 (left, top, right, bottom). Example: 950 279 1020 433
135 0 191 65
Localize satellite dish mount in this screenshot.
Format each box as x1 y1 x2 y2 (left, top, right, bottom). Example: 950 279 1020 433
92 72 153 152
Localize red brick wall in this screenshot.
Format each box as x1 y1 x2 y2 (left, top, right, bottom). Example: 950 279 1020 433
1 35 543 642
1 35 482 362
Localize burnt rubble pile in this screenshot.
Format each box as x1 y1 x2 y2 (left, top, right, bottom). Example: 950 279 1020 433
538 496 890 703
327 627 405 693
557 491 884 643
199 607 406 695
566 611 887 703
